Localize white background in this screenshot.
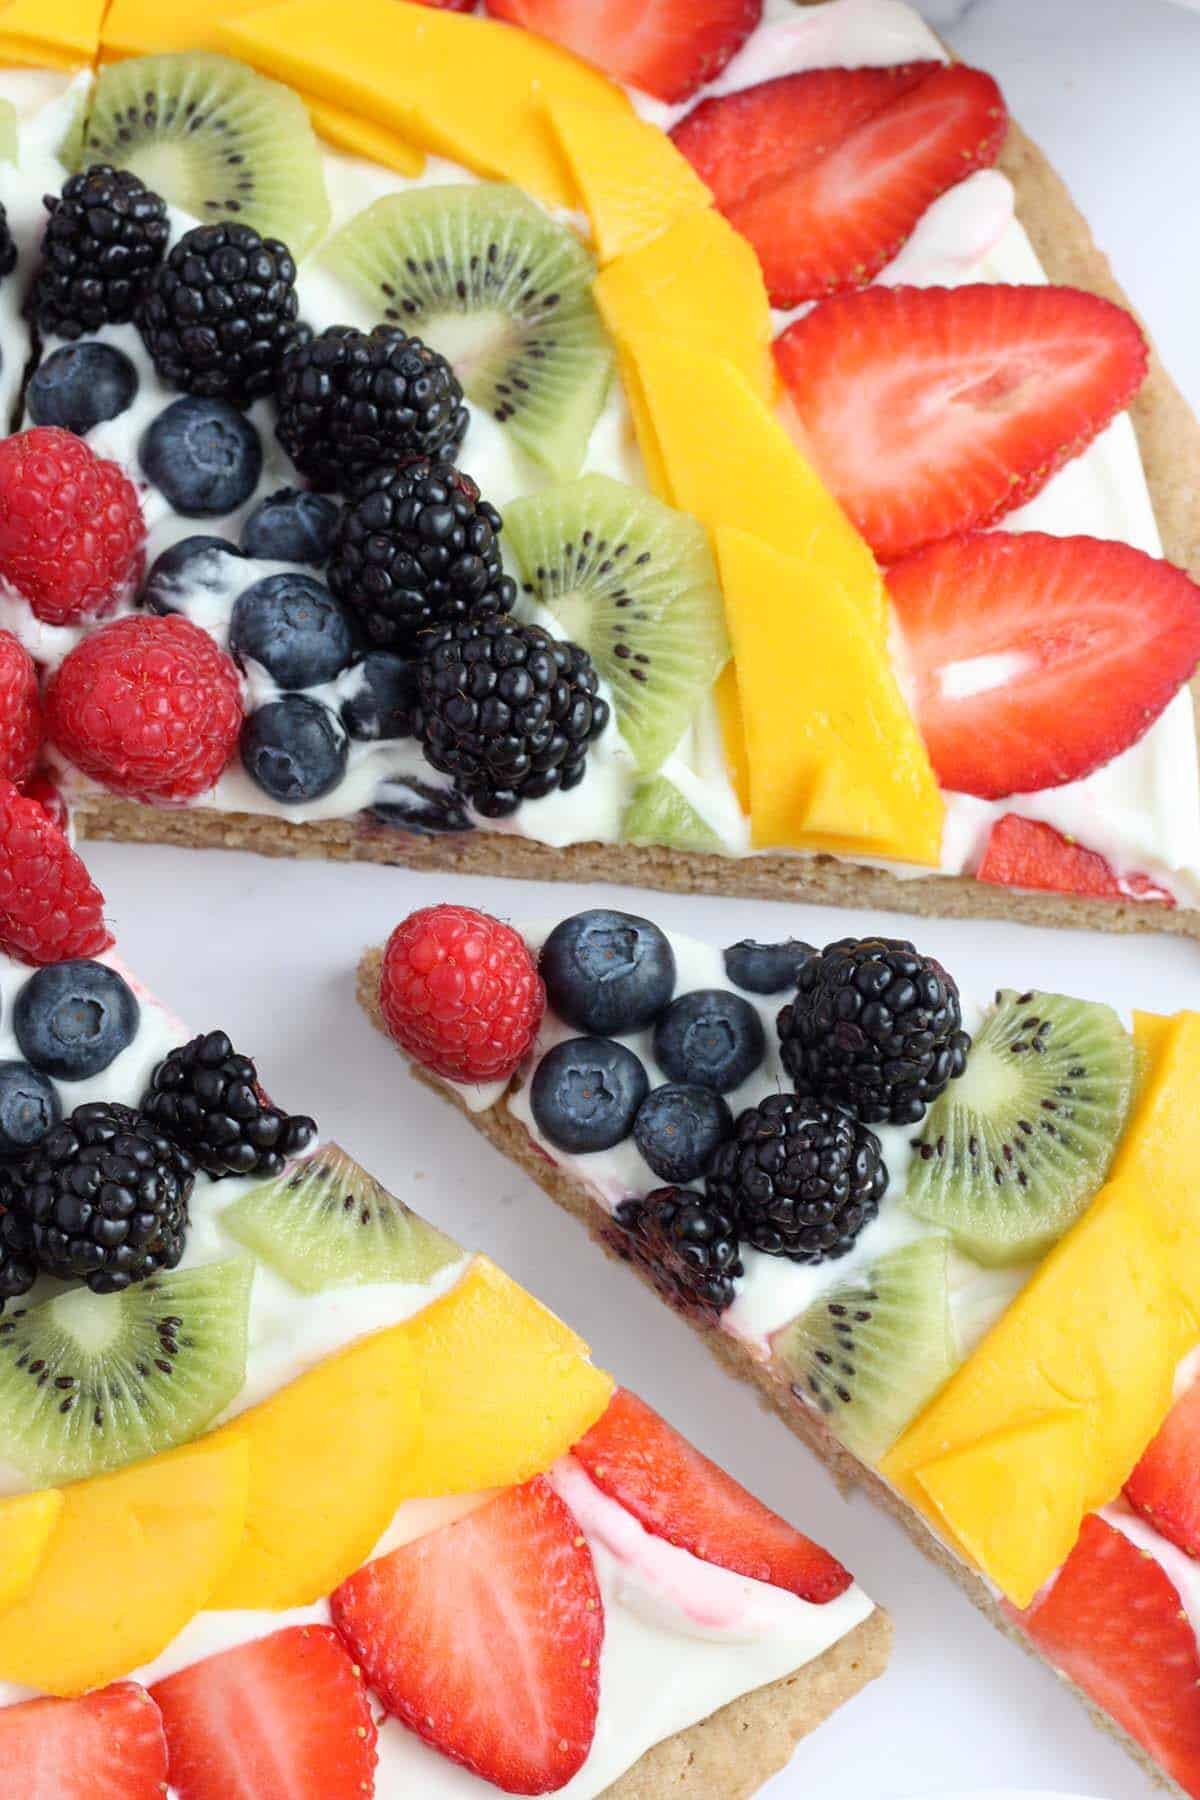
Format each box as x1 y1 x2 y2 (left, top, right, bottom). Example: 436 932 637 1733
85 3 1200 1796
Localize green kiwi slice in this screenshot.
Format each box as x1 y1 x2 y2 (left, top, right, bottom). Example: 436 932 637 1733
222 1143 462 1294
320 183 614 475
78 53 331 258
624 775 722 853
772 1236 958 1464
906 989 1134 1267
0 1256 254 1484
504 474 729 773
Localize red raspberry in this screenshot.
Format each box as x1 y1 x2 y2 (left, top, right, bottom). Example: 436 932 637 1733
0 631 41 784
46 614 244 803
0 777 111 964
380 903 545 1083
21 770 69 833
0 428 146 627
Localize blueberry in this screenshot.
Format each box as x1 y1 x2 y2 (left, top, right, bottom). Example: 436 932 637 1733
0 1061 62 1157
241 488 339 565
230 572 355 689
540 910 675 1036
14 960 140 1082
141 396 263 517
27 341 138 435
370 778 473 835
633 1082 732 1184
342 652 417 742
653 989 765 1094
241 695 348 803
530 1037 649 1155
723 939 816 996
141 534 245 617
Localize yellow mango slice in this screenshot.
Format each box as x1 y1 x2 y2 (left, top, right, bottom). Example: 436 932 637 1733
715 528 943 864
399 1256 613 1494
100 0 261 55
307 97 425 177
208 1326 421 1609
218 0 631 210
714 665 750 815
0 1435 249 1695
544 97 710 263
0 0 104 66
1110 1010 1200 1328
0 1490 63 1611
594 210 775 402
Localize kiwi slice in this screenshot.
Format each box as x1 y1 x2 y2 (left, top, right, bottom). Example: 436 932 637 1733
78 53 331 258
505 474 729 773
772 1237 958 1464
624 775 721 853
0 1257 254 1484
222 1143 462 1294
906 989 1134 1267
320 183 613 475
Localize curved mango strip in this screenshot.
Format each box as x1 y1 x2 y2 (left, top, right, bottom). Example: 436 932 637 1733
0 1489 63 1612
0 0 104 68
545 96 711 264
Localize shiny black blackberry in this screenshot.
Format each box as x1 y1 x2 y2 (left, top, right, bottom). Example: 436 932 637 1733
0 1194 35 1310
328 459 515 651
275 324 468 491
415 609 609 818
705 1093 885 1265
778 937 970 1128
142 1030 317 1179
608 1188 743 1321
136 222 303 407
29 165 168 339
9 1102 193 1293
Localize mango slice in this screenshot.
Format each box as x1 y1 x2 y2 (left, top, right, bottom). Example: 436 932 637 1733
0 1435 249 1695
0 0 105 66
399 1256 613 1494
715 527 943 864
306 97 425 177
1111 1010 1200 1328
0 1490 63 1612
208 1326 422 1609
714 665 750 816
100 0 261 56
544 97 711 263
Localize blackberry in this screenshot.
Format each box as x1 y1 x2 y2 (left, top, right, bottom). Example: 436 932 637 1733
778 937 970 1127
415 609 609 818
137 221 303 407
705 1093 885 1265
142 1030 317 1179
9 1102 193 1293
275 324 468 491
609 1189 743 1321
29 165 168 339
0 1193 36 1310
328 459 515 652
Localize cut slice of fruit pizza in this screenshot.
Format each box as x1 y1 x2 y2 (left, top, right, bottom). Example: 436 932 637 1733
0 0 1192 938
0 795 889 1798
360 901 1200 1800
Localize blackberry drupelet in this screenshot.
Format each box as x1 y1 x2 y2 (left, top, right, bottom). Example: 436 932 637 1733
415 608 609 817
30 165 168 339
328 458 515 652
136 221 303 407
275 324 468 491
142 1030 317 1179
778 937 970 1128
609 1188 743 1321
0 205 15 283
0 1193 35 1310
10 1102 193 1293
705 1093 886 1265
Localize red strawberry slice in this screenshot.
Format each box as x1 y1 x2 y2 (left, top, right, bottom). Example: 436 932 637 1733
1016 1514 1200 1795
0 1681 167 1799
332 1475 602 1793
886 532 1200 796
574 1387 851 1603
1127 1379 1200 1557
484 0 761 104
978 815 1175 907
150 1624 377 1800
775 285 1148 560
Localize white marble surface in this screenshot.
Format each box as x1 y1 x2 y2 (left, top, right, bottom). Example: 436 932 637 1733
76 5 1200 1798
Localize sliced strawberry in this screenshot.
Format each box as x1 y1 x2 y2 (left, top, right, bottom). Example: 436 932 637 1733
1127 1380 1200 1557
574 1387 851 1603
150 1624 377 1800
484 0 761 104
775 285 1148 560
886 532 1200 796
0 1681 167 1799
978 815 1175 906
332 1475 602 1793
1017 1515 1200 1795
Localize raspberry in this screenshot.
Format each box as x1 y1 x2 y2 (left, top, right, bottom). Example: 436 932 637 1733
0 632 41 785
0 777 111 965
20 771 68 834
46 615 244 803
379 903 545 1083
0 428 145 627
